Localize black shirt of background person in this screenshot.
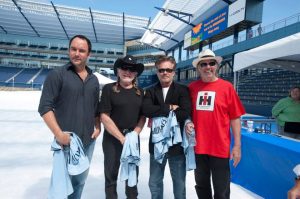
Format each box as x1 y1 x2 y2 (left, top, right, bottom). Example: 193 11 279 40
38 62 100 147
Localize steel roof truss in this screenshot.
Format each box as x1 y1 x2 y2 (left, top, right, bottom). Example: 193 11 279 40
145 28 178 43
154 7 195 27
0 25 8 34
11 0 40 37
89 8 98 42
50 1 69 40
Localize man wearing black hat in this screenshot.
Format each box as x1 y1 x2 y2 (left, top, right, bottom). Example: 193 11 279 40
99 55 146 199
142 56 192 199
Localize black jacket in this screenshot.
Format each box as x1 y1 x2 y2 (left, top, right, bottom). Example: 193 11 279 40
142 82 192 156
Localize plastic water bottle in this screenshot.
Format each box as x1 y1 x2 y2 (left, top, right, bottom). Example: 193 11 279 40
247 120 254 132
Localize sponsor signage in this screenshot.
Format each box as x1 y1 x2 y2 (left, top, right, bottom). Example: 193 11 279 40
228 0 246 27
202 7 228 41
183 31 192 49
189 7 228 48
191 23 203 45
184 0 247 49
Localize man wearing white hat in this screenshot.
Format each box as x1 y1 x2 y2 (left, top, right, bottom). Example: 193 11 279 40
185 49 245 199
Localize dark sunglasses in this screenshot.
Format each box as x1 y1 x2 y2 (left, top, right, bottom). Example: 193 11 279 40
119 65 136 72
199 61 216 68
158 68 174 73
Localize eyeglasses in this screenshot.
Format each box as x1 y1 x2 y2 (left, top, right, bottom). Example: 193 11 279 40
199 61 217 68
119 65 136 72
158 68 174 73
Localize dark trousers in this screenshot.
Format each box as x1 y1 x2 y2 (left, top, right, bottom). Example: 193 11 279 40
194 154 230 199
102 132 138 199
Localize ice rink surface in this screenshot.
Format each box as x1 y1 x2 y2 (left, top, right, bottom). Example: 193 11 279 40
0 91 262 199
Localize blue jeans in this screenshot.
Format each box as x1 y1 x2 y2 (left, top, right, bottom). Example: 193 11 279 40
149 154 186 199
64 139 96 199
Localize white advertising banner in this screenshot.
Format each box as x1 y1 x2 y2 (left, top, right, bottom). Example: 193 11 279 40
183 31 192 49
228 0 246 27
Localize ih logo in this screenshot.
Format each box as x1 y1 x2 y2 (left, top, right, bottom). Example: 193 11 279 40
196 91 216 111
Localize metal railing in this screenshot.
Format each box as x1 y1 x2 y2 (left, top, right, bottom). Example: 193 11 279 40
212 12 300 51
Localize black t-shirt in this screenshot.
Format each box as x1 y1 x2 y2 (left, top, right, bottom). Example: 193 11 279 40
100 83 143 131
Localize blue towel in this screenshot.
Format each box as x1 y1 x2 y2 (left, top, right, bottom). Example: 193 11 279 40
48 140 73 199
48 133 90 198
182 120 196 171
67 133 90 176
151 111 182 163
120 131 140 187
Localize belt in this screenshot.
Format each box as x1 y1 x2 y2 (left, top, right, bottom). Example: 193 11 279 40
121 128 134 135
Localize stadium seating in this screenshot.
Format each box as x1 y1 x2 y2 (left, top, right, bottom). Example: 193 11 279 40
0 66 23 82
238 69 300 106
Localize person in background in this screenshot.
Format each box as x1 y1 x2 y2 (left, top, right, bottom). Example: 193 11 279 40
272 86 300 139
257 24 263 36
185 49 245 199
142 56 191 199
247 27 253 39
38 35 101 199
99 55 145 199
288 164 300 199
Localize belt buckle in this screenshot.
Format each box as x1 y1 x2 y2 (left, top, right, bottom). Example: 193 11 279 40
122 129 131 135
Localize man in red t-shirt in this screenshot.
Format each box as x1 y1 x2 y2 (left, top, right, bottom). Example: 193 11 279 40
186 49 245 199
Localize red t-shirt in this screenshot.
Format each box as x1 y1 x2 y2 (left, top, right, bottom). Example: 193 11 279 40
189 79 245 158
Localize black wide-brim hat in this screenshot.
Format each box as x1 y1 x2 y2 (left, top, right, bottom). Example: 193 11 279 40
114 55 144 77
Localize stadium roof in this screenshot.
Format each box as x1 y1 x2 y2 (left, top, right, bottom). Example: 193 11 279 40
0 0 150 45
140 0 237 51
234 32 300 73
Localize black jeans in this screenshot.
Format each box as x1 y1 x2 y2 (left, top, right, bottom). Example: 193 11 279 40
102 131 138 199
194 154 230 199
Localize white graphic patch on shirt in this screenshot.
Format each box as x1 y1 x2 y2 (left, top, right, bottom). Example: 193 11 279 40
196 91 216 111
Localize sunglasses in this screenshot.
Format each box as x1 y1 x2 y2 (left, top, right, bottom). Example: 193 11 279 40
119 65 137 72
158 68 174 73
199 61 217 68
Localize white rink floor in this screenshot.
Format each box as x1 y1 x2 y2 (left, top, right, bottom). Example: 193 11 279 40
0 91 263 199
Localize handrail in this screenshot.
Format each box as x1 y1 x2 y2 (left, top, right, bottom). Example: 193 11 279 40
212 12 300 51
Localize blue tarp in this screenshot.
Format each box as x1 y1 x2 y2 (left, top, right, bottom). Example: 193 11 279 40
231 129 300 199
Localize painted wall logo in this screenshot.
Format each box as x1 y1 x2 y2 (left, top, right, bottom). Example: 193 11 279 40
191 23 203 45
196 91 216 111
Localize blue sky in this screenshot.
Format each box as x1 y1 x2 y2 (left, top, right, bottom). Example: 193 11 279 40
36 0 300 26
262 0 300 25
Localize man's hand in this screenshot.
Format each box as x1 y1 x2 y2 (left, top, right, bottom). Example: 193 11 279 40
91 128 101 139
170 104 179 111
288 180 300 199
185 122 194 135
231 145 241 167
56 132 71 146
119 136 126 145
